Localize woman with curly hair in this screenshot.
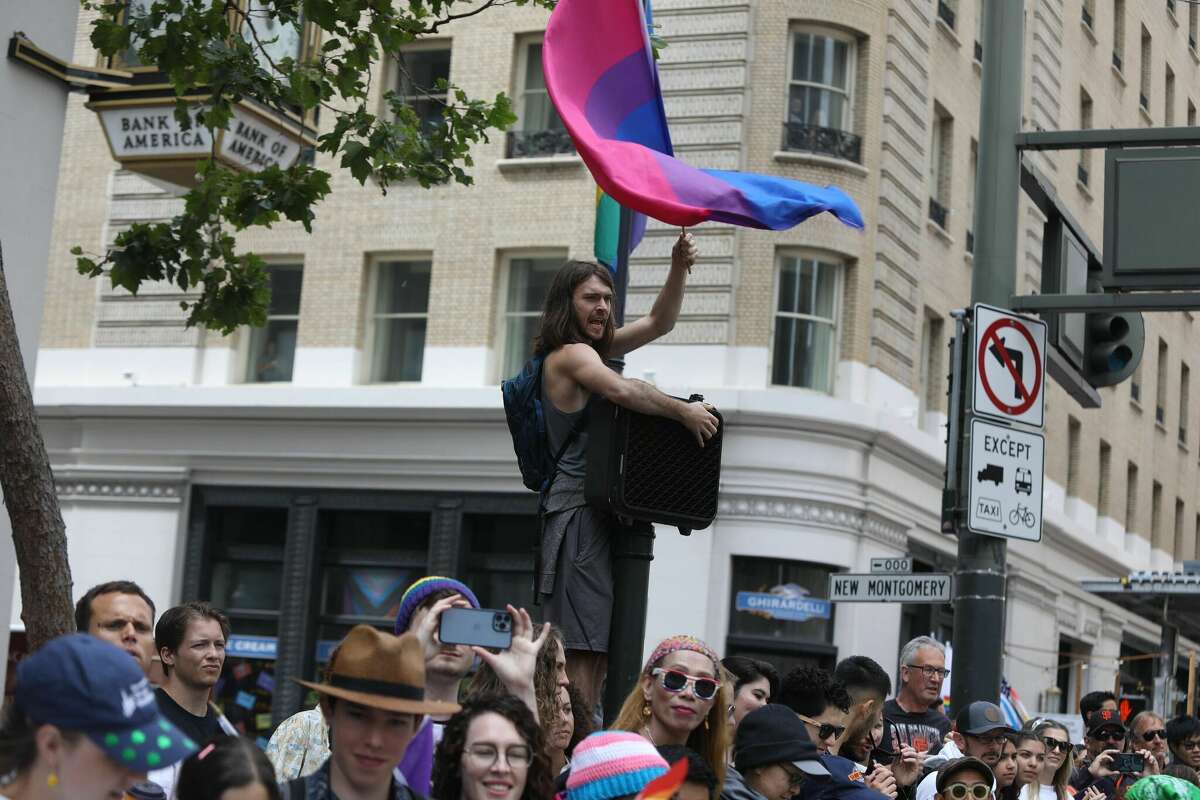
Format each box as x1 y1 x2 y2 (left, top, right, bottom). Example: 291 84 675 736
612 635 731 788
432 694 554 800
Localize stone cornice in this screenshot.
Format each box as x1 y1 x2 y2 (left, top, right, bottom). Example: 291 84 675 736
53 466 188 505
717 493 909 548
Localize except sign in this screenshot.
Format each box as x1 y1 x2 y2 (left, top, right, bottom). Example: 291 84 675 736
972 304 1047 427
828 573 953 603
967 417 1045 541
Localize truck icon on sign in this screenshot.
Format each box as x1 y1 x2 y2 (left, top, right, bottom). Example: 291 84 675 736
977 464 1004 485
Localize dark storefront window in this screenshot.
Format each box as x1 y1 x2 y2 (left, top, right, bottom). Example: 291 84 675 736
205 504 287 743
186 487 539 728
727 556 837 673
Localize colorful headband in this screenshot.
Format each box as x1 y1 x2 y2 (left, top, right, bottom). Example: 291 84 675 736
644 635 720 673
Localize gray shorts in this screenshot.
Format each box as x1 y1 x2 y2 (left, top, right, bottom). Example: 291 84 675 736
539 490 613 653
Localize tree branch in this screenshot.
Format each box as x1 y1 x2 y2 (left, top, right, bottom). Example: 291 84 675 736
425 0 503 33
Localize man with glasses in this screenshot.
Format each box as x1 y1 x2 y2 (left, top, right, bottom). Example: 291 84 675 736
1166 715 1200 770
934 758 996 800
1129 712 1169 771
915 702 1012 800
885 636 953 753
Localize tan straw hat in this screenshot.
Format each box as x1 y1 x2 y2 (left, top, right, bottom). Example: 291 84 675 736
295 625 461 716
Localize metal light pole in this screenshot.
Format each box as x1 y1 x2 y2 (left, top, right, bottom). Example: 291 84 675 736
949 0 1025 713
602 205 656 723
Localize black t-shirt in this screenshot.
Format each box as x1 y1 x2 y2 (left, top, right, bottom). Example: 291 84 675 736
883 698 952 753
155 687 222 745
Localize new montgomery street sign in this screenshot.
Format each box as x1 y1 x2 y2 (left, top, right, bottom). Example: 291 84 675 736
828 573 953 603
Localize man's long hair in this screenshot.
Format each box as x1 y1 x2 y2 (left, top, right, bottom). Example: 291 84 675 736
532 260 615 358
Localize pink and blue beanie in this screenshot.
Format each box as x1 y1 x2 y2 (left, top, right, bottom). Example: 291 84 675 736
566 731 669 800
644 635 720 673
393 576 480 634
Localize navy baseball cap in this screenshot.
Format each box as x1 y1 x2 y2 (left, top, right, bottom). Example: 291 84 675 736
15 634 198 772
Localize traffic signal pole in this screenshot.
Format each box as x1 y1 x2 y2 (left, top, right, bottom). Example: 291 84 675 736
949 0 1025 713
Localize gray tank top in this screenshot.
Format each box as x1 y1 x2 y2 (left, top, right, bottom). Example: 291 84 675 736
542 383 590 481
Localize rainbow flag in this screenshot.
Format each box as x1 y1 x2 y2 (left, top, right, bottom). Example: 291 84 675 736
636 758 689 800
546 0 863 231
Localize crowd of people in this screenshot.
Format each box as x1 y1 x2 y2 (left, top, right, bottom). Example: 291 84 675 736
8 575 1200 800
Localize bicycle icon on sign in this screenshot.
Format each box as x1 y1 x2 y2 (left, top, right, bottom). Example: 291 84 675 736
1008 503 1036 528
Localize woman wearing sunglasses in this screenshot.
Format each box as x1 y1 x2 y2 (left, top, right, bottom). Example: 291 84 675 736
613 635 731 789
1017 720 1073 800
935 758 996 800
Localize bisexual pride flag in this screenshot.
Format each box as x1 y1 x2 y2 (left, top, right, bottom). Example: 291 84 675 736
545 0 864 231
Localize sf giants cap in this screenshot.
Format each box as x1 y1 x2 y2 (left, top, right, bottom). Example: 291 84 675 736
16 634 198 771
1087 709 1126 735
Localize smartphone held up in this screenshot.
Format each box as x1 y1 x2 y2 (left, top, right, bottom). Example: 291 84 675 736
439 607 515 650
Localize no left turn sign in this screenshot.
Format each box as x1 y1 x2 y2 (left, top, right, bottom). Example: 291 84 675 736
972 304 1046 428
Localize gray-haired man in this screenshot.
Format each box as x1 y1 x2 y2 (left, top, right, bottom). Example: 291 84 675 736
884 636 953 752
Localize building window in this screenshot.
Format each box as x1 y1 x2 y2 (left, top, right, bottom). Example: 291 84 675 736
499 255 562 381
1152 481 1163 550
243 0 304 74
1079 89 1093 187
507 40 573 159
1132 356 1143 404
1175 498 1186 562
919 311 944 431
1082 0 1095 31
1067 416 1081 497
396 45 452 130
1126 462 1139 534
967 138 978 252
185 486 541 727
205 503 288 737
1189 100 1196 126
246 264 302 383
367 259 431 383
1191 2 1198 51
1166 65 1176 126
783 30 861 163
1113 0 1126 72
727 556 837 673
974 0 984 62
1156 338 1168 425
771 253 840 392
929 105 953 230
1098 439 1112 517
1140 27 1152 115
937 0 957 30
1181 363 1190 445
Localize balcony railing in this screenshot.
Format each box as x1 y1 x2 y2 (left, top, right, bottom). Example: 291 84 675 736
937 0 957 29
974 40 983 63
1078 162 1090 187
1113 51 1123 72
1082 6 1093 29
782 122 863 163
966 229 975 254
929 197 949 230
505 128 576 159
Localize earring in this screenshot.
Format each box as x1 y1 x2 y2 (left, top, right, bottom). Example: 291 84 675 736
47 771 58 788
704 716 710 731
642 702 651 718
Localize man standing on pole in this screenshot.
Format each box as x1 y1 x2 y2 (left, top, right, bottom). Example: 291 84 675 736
536 230 718 713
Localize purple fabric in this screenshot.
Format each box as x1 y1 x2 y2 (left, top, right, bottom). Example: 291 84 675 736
397 717 434 795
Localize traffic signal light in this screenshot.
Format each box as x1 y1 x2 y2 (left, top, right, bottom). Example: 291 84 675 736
1083 310 1144 387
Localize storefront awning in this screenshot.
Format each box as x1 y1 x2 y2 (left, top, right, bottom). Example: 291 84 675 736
1081 564 1200 642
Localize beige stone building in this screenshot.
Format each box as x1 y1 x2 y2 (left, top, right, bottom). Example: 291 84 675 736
29 0 1200 726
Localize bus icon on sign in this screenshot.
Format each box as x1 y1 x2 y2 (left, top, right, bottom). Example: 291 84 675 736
1014 468 1033 495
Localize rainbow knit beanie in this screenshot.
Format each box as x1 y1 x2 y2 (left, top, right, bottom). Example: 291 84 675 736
644 635 720 672
393 576 480 634
566 731 669 800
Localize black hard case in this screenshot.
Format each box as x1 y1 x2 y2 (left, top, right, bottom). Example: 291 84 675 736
584 395 723 530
